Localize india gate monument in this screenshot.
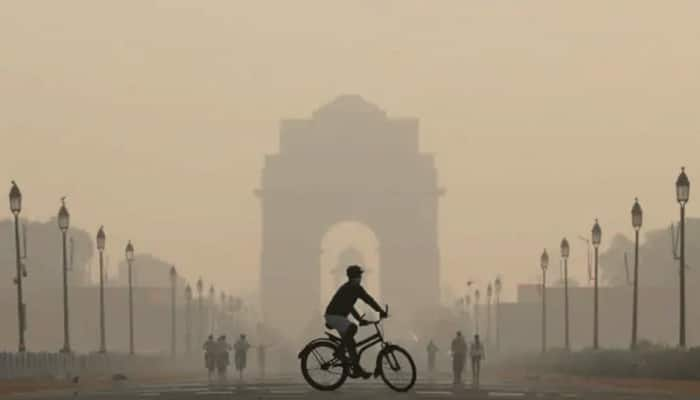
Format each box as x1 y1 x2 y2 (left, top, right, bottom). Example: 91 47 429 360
258 95 442 339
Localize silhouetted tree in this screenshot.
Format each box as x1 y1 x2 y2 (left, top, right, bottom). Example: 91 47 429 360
599 218 700 287
0 218 93 289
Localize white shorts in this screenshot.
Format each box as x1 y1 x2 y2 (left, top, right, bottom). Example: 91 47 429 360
324 315 352 334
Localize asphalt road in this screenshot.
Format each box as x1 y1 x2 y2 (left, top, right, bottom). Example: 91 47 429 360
7 376 687 400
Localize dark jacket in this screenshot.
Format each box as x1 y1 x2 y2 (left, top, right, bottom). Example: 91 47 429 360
325 281 383 317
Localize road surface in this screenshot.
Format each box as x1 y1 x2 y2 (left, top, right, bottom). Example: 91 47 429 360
8 375 687 399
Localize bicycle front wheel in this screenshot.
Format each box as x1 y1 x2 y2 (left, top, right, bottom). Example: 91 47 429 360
378 345 416 392
300 341 348 391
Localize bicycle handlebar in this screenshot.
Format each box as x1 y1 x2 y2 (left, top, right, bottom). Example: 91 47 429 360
361 305 389 325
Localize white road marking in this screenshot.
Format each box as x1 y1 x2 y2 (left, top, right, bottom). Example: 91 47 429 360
195 391 234 395
269 390 307 394
416 390 452 396
488 392 526 398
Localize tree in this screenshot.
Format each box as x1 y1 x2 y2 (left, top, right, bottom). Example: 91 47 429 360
0 217 93 289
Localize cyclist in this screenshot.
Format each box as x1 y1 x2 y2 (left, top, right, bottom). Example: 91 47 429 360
324 265 387 379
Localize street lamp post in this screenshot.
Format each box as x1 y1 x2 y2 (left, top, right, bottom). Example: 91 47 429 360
197 278 204 345
170 266 177 358
465 295 472 337
209 285 215 334
486 283 493 348
541 249 549 354
97 226 107 353
474 289 481 334
228 295 235 335
185 284 193 358
631 199 643 350
125 241 135 355
9 182 26 353
58 198 71 354
220 292 227 335
676 167 690 348
494 277 502 352
560 238 570 351
592 219 602 350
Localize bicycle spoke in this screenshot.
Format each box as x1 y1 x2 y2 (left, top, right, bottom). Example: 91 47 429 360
301 341 348 390
379 346 416 392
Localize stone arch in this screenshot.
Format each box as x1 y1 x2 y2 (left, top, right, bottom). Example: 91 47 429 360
257 95 442 340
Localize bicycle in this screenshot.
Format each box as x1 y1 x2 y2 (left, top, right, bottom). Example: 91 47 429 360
298 306 416 392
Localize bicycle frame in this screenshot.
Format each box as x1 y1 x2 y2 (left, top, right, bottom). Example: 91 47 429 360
325 321 388 362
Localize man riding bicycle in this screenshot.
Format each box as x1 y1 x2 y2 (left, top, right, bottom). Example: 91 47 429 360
324 265 388 379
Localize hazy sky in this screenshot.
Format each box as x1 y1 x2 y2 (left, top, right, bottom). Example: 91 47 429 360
1 1 699 302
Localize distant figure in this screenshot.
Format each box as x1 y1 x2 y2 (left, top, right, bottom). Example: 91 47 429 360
470 334 485 388
203 335 217 382
216 335 232 382
426 340 439 375
450 331 467 385
234 334 251 380
257 344 267 380
324 265 387 379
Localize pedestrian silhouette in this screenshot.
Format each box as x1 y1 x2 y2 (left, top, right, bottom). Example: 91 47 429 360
426 339 439 375
257 343 267 380
450 331 467 385
202 335 216 382
470 334 485 388
216 335 232 382
234 334 251 381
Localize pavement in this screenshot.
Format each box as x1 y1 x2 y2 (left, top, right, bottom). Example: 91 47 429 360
5 373 689 400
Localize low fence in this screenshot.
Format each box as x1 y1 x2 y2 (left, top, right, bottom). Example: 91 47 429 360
0 352 177 380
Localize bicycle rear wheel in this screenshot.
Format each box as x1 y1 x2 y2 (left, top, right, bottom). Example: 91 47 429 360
300 341 348 391
378 345 416 392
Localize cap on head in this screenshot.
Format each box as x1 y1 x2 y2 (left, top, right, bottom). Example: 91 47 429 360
346 265 364 279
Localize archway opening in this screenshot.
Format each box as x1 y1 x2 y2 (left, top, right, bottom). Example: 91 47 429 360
320 221 380 314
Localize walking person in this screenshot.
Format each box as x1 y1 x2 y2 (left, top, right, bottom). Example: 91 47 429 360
426 339 439 377
450 331 467 385
216 335 231 383
234 334 251 381
470 334 485 389
257 343 267 380
202 335 217 383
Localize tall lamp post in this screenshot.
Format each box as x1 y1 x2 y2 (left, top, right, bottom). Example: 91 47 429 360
197 278 204 345
474 289 481 334
58 198 71 354
464 295 472 337
228 295 236 335
9 182 26 353
676 167 690 348
631 199 643 350
125 241 135 355
560 238 570 351
185 284 193 358
486 283 493 348
170 266 177 358
540 249 549 354
209 285 215 334
494 277 502 352
97 226 107 353
592 219 602 350
220 292 227 334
